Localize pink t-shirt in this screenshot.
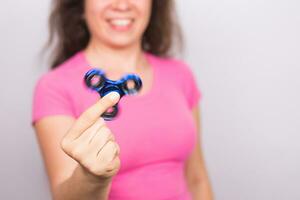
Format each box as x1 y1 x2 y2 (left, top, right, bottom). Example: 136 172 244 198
31 51 202 199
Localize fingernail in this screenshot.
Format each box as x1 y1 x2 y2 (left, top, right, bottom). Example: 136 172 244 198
109 92 120 101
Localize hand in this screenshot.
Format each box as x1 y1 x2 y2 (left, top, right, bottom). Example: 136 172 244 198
60 92 121 182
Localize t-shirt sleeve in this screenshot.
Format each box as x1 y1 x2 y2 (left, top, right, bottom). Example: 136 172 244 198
31 73 75 125
180 62 203 110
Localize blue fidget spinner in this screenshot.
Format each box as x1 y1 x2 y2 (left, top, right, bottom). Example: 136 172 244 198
84 68 142 121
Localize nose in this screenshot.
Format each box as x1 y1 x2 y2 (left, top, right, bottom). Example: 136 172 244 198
112 0 130 11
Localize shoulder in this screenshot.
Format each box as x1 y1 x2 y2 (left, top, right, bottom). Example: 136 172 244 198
32 52 84 123
146 53 190 69
146 53 196 81
147 53 202 109
35 51 84 90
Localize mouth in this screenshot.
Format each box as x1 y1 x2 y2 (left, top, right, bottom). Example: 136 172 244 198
107 18 134 31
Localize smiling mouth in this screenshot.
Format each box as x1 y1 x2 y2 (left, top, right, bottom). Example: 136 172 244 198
107 18 134 31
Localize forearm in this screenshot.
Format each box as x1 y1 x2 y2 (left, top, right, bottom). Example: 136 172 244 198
188 178 213 200
53 165 112 200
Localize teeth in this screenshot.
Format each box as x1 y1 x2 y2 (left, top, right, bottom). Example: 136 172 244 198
109 19 132 26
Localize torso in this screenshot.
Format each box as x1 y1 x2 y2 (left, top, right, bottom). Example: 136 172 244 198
42 50 198 199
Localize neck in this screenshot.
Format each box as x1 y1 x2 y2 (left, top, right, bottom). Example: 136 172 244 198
83 37 146 73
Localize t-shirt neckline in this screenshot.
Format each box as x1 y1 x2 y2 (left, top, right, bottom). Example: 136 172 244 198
77 50 159 102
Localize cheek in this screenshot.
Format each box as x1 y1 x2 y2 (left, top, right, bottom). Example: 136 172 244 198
134 0 152 29
135 0 152 18
85 0 109 10
84 0 107 23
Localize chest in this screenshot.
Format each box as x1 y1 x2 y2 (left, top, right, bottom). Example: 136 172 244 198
70 69 198 172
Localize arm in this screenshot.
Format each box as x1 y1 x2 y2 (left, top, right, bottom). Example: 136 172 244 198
184 104 214 200
33 90 121 200
34 116 111 200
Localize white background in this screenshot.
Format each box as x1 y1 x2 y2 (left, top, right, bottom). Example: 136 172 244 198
0 0 299 199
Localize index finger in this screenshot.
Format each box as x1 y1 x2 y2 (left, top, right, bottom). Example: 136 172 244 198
66 92 120 141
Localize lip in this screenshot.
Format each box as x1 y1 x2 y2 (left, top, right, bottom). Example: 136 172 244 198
106 18 134 32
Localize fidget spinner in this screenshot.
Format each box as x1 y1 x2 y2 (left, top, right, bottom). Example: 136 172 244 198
84 68 142 121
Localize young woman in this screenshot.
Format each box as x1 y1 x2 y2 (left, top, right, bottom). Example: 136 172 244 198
32 0 213 199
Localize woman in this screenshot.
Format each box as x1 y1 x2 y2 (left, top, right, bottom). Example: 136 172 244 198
32 0 213 199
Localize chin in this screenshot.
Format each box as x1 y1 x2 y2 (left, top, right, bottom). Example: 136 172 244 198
104 36 140 49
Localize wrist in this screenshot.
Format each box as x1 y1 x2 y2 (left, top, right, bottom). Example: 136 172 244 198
74 164 112 187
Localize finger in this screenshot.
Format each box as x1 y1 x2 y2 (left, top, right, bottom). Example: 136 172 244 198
89 126 115 155
110 143 120 161
66 92 120 141
114 143 120 156
73 117 105 142
105 156 121 173
78 126 114 159
97 140 118 164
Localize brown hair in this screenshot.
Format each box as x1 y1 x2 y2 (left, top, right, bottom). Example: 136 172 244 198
47 0 183 69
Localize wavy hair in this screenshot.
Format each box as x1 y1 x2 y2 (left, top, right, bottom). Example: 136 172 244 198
46 0 183 69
